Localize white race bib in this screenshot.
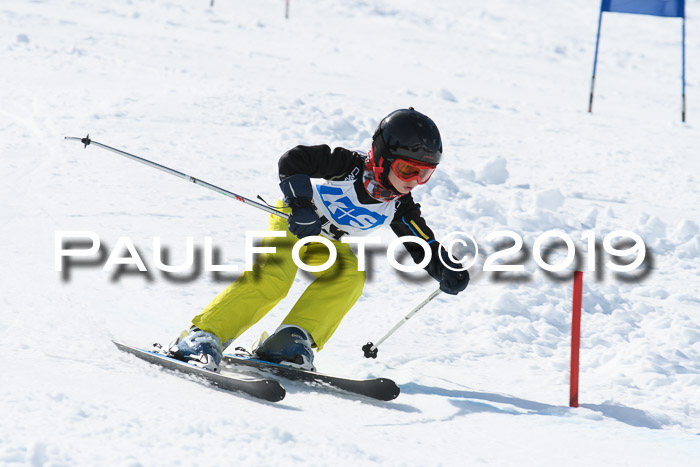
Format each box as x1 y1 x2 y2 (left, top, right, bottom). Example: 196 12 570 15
312 179 396 237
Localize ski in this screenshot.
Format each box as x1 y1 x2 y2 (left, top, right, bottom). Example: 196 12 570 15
114 341 286 402
221 351 400 401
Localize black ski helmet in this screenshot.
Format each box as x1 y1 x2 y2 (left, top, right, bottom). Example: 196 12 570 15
371 107 443 167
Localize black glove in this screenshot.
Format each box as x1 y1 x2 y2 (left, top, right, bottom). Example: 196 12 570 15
279 174 322 238
426 245 470 295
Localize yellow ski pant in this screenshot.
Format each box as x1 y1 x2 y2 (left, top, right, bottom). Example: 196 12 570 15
191 202 365 351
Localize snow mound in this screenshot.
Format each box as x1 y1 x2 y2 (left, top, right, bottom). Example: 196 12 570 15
476 156 509 185
535 188 565 211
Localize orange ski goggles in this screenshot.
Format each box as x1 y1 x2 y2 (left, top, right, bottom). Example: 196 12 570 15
390 158 437 184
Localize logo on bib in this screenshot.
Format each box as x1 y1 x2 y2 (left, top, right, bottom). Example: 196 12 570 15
316 185 388 230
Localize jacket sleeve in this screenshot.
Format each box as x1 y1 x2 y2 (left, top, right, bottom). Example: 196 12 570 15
390 195 439 264
278 145 359 181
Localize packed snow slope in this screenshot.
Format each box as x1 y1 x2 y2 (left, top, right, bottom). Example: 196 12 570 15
1 0 699 465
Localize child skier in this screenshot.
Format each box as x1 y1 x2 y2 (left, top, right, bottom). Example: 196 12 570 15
170 108 469 372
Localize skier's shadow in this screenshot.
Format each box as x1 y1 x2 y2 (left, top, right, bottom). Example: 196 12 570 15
400 383 665 429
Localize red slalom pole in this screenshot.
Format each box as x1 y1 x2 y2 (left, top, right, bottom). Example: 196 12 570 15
570 271 583 408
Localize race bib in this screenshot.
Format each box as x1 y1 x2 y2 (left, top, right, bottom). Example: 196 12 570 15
313 181 396 236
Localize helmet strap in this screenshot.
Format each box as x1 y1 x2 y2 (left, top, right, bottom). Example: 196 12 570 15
364 152 401 201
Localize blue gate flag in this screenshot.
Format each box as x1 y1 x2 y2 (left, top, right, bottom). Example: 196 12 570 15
589 0 687 121
601 0 684 18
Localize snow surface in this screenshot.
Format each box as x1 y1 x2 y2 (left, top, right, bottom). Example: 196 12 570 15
2 0 700 465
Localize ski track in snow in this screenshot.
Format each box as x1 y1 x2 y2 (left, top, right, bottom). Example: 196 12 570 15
1 0 699 465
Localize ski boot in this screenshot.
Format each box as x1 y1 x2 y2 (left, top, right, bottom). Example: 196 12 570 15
254 325 316 371
168 327 223 372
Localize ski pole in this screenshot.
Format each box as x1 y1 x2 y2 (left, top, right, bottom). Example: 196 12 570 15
64 134 335 240
362 287 442 358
